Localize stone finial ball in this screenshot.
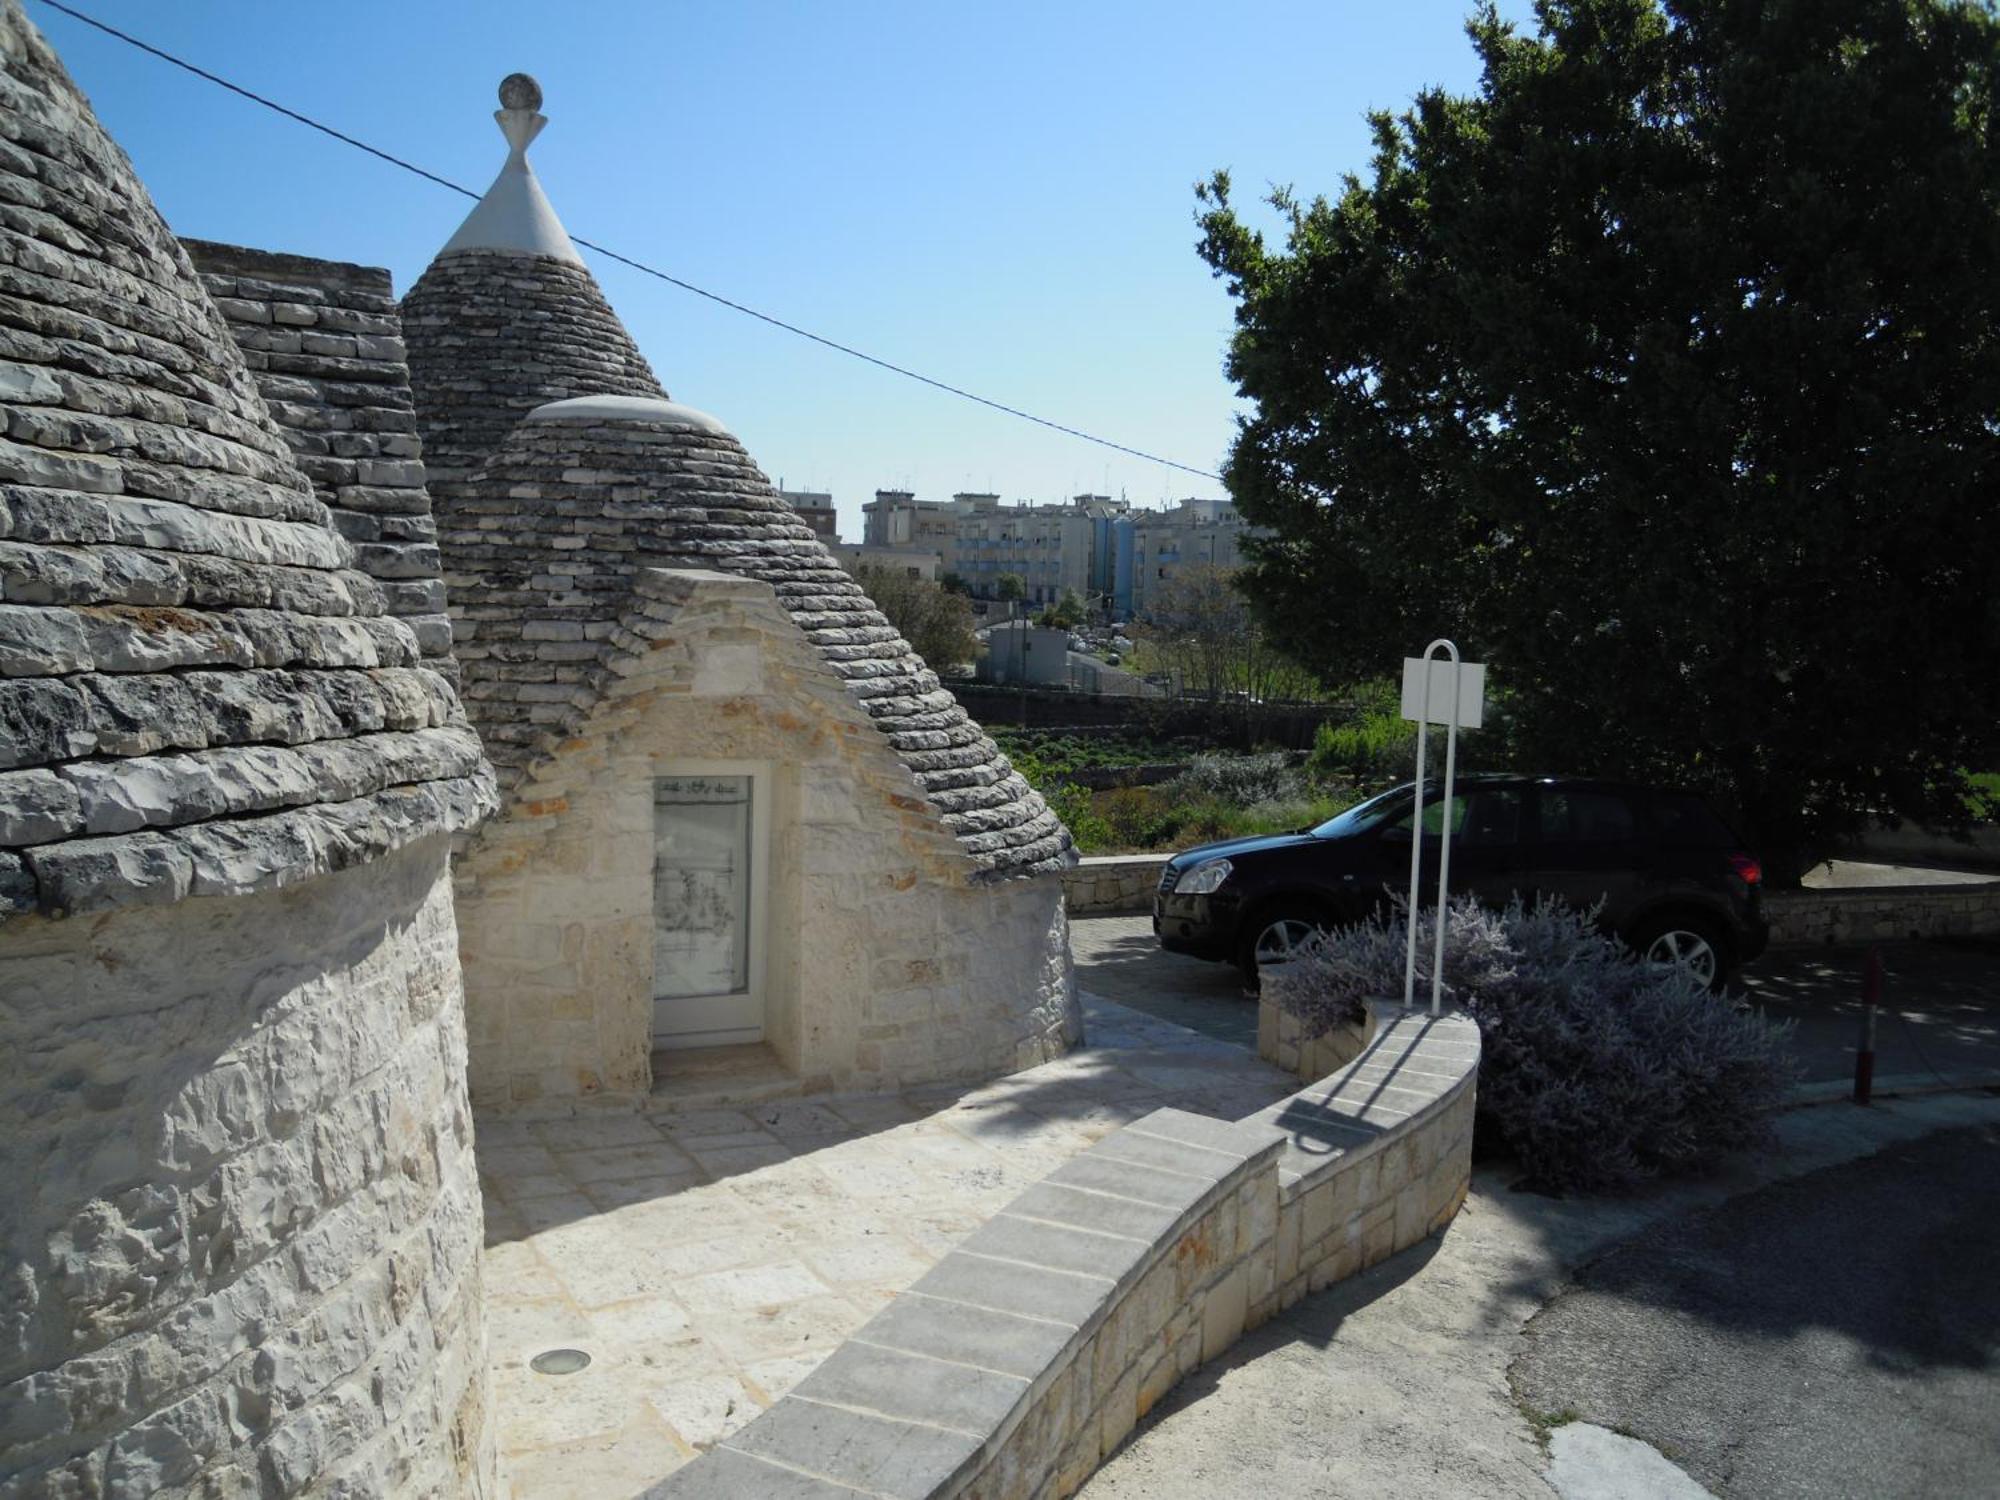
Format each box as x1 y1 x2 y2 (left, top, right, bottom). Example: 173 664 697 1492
498 73 543 111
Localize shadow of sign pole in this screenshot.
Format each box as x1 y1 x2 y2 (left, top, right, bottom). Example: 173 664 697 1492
1855 946 1884 1104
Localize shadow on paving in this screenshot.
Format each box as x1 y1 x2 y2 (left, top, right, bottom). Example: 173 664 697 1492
473 996 1295 1249
1511 1120 2000 1498
1737 939 2000 1087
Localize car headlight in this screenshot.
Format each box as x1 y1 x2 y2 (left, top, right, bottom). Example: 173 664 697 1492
1173 857 1233 895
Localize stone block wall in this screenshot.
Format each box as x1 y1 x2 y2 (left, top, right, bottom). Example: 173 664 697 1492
0 837 493 1498
652 1004 1479 1499
1060 855 1168 916
454 568 1079 1109
1764 883 2000 945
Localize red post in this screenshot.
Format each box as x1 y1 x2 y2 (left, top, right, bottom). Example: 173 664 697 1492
1853 947 1882 1105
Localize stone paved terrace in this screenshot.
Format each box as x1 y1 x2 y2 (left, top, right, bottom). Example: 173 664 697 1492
475 997 1294 1497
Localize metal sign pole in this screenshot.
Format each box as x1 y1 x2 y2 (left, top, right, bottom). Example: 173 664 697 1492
1428 641 1462 1016
1400 639 1483 1015
1402 673 1432 1009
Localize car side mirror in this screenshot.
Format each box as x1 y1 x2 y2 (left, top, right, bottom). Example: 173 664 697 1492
1380 825 1412 845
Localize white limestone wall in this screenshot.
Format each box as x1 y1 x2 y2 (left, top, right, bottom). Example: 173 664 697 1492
454 569 1079 1109
0 837 493 1499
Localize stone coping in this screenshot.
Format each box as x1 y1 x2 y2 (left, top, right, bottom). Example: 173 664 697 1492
647 1003 1479 1499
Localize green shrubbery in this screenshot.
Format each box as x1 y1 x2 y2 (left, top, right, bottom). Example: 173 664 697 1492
1270 897 1796 1193
1306 679 1416 783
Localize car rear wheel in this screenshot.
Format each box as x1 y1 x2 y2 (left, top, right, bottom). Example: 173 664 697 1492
1630 913 1730 992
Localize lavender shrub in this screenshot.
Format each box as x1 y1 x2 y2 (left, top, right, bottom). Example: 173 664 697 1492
1275 897 1796 1192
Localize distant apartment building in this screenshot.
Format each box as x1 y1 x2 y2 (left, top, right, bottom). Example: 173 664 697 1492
1113 498 1252 620
833 544 943 581
861 489 959 554
952 493 1125 606
779 488 839 543
852 484 1252 619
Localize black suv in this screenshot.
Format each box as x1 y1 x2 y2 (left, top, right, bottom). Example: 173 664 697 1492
1153 774 1767 990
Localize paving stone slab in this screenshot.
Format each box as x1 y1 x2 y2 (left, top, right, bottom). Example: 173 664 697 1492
1006 1180 1188 1245
720 1398 984 1499
642 1443 871 1499
854 1291 1079 1382
961 1211 1151 1287
794 1340 1029 1437
911 1249 1114 1330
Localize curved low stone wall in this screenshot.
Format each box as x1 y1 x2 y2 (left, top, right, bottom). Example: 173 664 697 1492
651 1002 1478 1499
0 837 493 1498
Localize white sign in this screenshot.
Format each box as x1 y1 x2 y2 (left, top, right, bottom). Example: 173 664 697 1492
1401 657 1486 729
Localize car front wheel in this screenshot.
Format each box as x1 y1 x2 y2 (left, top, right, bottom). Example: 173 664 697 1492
1237 908 1333 988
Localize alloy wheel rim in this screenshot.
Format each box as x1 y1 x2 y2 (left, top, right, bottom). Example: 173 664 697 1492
1646 929 1717 985
1254 919 1318 965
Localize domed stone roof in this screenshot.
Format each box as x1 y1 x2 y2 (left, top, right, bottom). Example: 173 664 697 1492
442 398 1072 875
0 2 494 919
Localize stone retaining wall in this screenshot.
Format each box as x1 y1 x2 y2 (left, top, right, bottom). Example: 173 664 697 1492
1060 855 1168 915
1764 883 2000 945
651 1003 1478 1499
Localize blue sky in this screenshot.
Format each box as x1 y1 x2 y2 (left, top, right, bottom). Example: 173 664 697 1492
40 0 1530 542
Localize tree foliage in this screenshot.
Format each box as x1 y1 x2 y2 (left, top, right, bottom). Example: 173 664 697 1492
995 572 1027 602
1143 563 1335 703
1198 0 2000 878
1039 589 1088 630
855 566 977 676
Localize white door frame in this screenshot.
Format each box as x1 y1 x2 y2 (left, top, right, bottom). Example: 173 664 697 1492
650 758 771 1049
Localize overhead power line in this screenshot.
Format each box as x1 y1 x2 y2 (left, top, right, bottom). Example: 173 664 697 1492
36 0 1222 483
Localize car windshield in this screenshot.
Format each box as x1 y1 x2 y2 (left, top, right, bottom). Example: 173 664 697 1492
1312 781 1517 840
1311 785 1418 838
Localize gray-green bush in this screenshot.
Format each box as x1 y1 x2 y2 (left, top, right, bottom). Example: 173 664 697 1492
1274 897 1796 1193
1167 751 1303 806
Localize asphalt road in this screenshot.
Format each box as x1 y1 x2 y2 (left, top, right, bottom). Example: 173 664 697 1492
1511 1121 2000 1499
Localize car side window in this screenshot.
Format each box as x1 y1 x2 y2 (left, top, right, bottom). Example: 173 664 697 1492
1539 790 1639 843
1382 788 1522 846
1459 788 1524 849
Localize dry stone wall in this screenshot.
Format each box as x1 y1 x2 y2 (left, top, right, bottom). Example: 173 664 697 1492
456 568 1078 1107
183 240 455 670
0 837 494 1499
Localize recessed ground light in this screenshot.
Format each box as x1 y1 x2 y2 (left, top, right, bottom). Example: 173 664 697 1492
529 1348 591 1376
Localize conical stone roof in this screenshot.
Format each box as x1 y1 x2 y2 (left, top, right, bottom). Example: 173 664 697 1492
405 83 1071 877
400 77 663 490
444 398 1072 874
0 1 494 919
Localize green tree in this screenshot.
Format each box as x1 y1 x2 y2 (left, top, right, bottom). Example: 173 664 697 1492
855 566 977 677
1041 589 1087 630
1197 0 2000 880
995 572 1027 603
